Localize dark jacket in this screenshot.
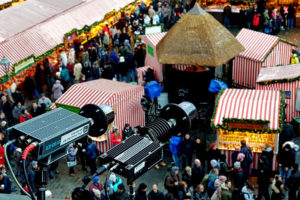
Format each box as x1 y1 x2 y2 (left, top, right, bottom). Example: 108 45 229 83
148 190 165 200
192 165 205 188
195 142 206 163
1 101 13 123
194 190 209 200
287 169 300 191
278 148 295 168
261 147 274 169
180 138 194 155
178 188 191 200
258 156 272 186
165 172 180 196
28 169 36 193
111 191 130 200
134 191 147 200
232 168 244 190
0 175 12 194
182 172 192 189
207 148 221 162
85 142 99 160
122 127 134 140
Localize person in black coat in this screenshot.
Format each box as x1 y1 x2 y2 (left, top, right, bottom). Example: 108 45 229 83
0 171 12 194
118 56 129 82
231 162 244 199
206 143 221 170
180 133 194 170
261 144 274 171
182 166 192 190
191 159 205 190
257 155 271 200
122 123 135 140
13 88 25 106
134 183 147 200
0 96 13 125
195 137 206 168
278 144 295 185
287 163 300 200
102 62 115 80
147 184 165 200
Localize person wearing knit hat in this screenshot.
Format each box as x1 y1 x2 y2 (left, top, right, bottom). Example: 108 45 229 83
210 159 220 171
237 153 245 161
232 161 244 196
89 176 103 197
31 161 38 168
182 166 192 189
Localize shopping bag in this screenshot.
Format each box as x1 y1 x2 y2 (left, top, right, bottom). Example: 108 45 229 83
208 79 228 93
67 160 77 168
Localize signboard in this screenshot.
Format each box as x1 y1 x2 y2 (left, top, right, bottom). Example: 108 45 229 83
147 45 154 57
296 88 300 111
14 57 35 73
144 25 162 35
227 122 268 130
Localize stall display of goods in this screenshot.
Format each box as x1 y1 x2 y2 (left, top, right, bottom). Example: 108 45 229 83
218 129 277 153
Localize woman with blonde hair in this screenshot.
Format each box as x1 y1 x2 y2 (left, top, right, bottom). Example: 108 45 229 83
110 127 123 147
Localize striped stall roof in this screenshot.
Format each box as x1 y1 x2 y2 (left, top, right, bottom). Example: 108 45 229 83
213 89 282 130
0 0 134 77
236 29 279 62
257 64 300 83
172 65 193 71
51 79 145 152
136 66 154 85
141 32 167 47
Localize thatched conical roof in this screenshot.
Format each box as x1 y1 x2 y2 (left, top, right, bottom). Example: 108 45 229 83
156 3 245 67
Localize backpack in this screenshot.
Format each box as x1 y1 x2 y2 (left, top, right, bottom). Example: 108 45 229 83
201 174 210 190
253 14 260 26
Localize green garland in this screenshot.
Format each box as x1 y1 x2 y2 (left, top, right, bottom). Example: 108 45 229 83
278 91 285 133
1 0 140 82
210 88 225 128
223 118 269 125
257 77 300 86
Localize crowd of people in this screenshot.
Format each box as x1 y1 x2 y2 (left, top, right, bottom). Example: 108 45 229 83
0 0 299 199
224 2 297 35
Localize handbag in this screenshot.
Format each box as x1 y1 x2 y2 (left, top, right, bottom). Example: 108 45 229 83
67 160 77 168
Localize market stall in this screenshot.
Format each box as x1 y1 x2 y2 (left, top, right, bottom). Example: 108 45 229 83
50 79 145 152
140 32 167 83
137 66 154 86
212 89 284 170
233 28 296 88
256 64 300 123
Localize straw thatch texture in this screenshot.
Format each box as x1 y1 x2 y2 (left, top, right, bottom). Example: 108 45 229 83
156 4 245 67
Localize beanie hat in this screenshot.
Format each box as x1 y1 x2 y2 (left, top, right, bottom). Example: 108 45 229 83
32 161 38 167
139 183 147 190
93 176 100 184
210 159 218 167
93 189 101 196
234 161 241 169
172 166 179 172
237 153 245 160
219 175 227 183
109 173 117 183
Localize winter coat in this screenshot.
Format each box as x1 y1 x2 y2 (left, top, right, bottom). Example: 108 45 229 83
89 183 103 198
102 65 115 80
261 147 274 168
241 186 254 200
60 68 70 82
207 174 219 197
0 175 12 194
182 172 192 189
111 133 123 146
231 168 244 190
165 172 180 196
194 190 209 200
207 148 221 162
85 142 99 160
12 105 25 121
192 165 205 188
74 63 83 81
0 145 5 165
178 188 191 200
28 170 36 192
122 127 134 140
195 142 206 163
148 190 165 200
67 145 77 162
19 113 32 123
111 191 130 200
180 138 194 155
221 184 232 200
278 148 295 168
134 191 147 200
52 83 64 100
169 136 181 155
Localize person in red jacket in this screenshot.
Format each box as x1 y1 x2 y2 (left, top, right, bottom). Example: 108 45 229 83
110 127 123 147
0 145 4 166
19 109 32 123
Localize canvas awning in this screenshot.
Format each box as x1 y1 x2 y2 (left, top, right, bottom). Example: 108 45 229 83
212 89 283 131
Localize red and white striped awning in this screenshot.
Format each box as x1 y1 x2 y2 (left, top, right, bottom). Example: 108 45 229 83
257 64 300 83
213 89 282 130
141 32 167 47
0 0 134 77
236 29 279 62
